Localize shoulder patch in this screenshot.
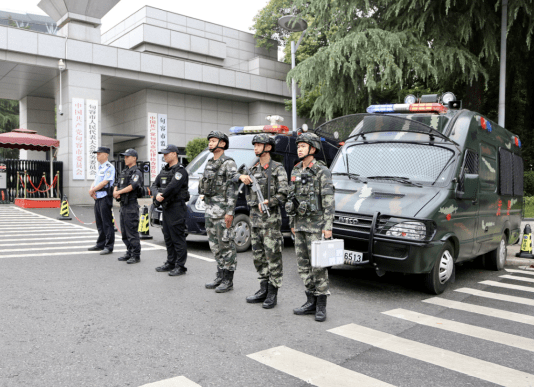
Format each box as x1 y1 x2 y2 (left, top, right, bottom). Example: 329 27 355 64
133 175 139 182
105 170 112 178
175 172 182 180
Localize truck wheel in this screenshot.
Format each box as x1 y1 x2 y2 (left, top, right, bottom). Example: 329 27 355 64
233 213 251 253
484 233 507 271
423 241 455 295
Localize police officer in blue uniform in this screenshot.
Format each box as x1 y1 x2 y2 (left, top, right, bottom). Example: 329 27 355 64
88 146 115 255
152 144 190 276
113 149 144 264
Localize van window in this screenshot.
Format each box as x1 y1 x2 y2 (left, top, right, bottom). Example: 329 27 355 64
480 143 497 190
499 148 513 196
458 149 479 192
513 154 524 196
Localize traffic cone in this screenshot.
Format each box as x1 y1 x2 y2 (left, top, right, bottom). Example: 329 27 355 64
516 224 533 258
57 195 72 220
112 210 118 232
138 205 153 240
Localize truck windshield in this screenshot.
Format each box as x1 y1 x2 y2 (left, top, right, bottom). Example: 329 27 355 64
186 149 258 177
332 143 455 185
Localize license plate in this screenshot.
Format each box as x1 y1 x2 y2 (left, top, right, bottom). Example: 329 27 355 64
344 250 363 264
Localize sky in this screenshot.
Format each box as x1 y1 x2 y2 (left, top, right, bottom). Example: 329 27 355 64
6 0 270 34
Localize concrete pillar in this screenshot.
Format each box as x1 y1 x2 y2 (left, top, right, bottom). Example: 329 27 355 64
19 96 56 161
56 69 101 205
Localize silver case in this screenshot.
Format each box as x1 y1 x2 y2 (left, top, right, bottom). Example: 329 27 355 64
311 239 345 268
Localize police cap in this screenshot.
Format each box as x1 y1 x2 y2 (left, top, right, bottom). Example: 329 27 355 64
93 147 110 154
158 144 179 154
119 148 138 158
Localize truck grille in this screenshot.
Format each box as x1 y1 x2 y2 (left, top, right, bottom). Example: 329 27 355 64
333 212 389 235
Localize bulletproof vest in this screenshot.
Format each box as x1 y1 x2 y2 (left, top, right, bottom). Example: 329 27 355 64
160 164 190 203
294 162 324 216
199 155 233 197
248 160 280 206
118 166 140 204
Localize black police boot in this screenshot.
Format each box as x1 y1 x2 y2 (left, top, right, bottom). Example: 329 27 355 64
126 256 140 264
118 254 131 262
205 268 224 289
169 266 187 276
293 291 316 315
262 283 278 309
155 262 174 272
315 295 327 322
215 270 234 293
246 280 268 303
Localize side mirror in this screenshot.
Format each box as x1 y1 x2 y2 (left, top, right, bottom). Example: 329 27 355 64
456 173 478 200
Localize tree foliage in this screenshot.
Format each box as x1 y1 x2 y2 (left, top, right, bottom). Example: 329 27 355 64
185 138 208 162
0 99 20 160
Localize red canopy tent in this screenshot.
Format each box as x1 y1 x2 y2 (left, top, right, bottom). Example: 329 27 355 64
0 128 61 208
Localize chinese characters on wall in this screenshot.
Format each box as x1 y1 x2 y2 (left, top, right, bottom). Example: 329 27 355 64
86 100 99 179
157 114 168 172
148 112 158 181
72 98 85 180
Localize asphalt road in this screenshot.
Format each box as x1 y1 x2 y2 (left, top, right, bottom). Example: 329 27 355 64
1 204 534 387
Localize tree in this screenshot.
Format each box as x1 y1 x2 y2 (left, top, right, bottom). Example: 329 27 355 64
0 99 20 160
185 138 208 162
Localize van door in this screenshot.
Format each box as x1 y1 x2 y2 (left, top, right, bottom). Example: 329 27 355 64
476 142 499 255
456 149 480 259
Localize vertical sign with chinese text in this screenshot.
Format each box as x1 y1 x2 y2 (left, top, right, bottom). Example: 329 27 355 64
72 98 85 180
157 114 168 172
86 100 99 179
148 112 158 181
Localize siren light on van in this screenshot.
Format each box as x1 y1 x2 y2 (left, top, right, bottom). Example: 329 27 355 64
229 125 290 134
366 103 447 114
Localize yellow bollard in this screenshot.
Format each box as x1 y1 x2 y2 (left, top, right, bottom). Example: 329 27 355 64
138 205 153 240
57 194 72 220
516 224 533 258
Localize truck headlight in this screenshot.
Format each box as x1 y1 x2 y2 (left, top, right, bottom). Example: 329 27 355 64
195 195 206 211
386 221 426 240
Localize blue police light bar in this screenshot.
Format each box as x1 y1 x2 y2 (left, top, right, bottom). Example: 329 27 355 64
366 104 395 113
229 126 245 134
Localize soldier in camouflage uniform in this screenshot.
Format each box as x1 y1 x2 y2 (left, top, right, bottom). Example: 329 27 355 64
236 134 289 309
199 131 239 293
286 133 335 322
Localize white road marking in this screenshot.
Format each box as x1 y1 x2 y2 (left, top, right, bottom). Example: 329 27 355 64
247 345 395 387
480 280 534 293
0 244 101 252
383 308 534 352
0 247 163 259
423 297 534 326
506 268 534 276
0 239 96 247
2 235 96 242
0 229 87 235
188 253 215 262
329 324 534 387
500 274 534 284
139 375 202 387
455 288 534 306
0 225 79 229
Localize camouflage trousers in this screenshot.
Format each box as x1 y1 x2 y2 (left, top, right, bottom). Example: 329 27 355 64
205 216 237 271
252 227 283 288
294 231 330 296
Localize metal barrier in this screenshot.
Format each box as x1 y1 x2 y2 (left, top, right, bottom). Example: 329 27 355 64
3 159 63 202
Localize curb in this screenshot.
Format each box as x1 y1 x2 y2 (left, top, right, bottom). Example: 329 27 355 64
505 257 534 267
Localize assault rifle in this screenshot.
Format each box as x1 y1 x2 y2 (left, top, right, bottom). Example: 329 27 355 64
238 163 270 217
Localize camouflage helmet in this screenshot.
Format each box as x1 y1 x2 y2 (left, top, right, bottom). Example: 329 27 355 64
252 133 275 152
207 131 229 150
296 132 322 151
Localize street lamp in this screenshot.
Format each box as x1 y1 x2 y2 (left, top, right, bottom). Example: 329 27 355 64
278 15 308 131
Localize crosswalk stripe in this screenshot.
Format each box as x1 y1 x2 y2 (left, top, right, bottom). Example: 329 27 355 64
188 253 215 262
383 308 534 353
139 375 202 387
0 225 77 230
500 274 534 284
506 268 534 276
455 288 534 306
329 324 534 387
480 280 534 293
0 244 102 252
0 229 86 235
0 224 76 228
0 247 163 259
247 345 395 387
3 235 97 242
423 297 534 326
0 239 96 247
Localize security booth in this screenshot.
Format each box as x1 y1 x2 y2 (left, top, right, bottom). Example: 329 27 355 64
0 129 62 208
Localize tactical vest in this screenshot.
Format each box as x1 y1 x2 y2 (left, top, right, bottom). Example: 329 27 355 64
248 160 280 207
198 155 233 198
159 164 190 204
118 166 140 205
293 162 324 216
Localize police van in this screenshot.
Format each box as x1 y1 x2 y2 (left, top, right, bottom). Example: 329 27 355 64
318 93 523 294
151 123 340 252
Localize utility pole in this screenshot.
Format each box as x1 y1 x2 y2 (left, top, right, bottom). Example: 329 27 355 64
498 0 508 127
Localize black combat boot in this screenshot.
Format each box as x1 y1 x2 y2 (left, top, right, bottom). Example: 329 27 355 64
315 295 327 322
215 270 234 293
205 268 224 289
293 291 316 315
246 280 268 303
117 254 131 262
262 283 278 309
155 262 174 272
126 256 140 264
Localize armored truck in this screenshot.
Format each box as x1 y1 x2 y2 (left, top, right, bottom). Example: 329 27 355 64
319 95 523 294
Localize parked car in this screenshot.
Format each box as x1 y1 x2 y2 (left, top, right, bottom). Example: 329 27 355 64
319 94 523 294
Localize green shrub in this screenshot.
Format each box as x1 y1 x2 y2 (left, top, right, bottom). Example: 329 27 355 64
525 171 534 197
186 138 208 162
524 197 534 218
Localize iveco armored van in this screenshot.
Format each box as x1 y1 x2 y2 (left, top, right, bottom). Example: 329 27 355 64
320 95 523 294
